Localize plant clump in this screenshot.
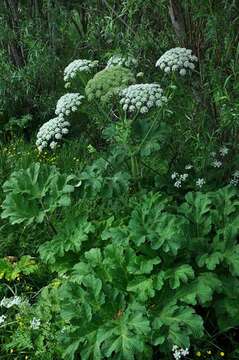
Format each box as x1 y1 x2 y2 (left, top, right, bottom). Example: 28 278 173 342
119 83 167 114
85 65 135 104
156 47 198 76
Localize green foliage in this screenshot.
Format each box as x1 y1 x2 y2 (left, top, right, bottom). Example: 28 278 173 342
0 255 38 281
22 186 236 359
1 163 77 226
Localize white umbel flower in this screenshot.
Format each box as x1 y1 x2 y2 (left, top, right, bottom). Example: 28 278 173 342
36 117 71 151
119 83 167 114
0 296 22 308
106 54 138 69
156 47 198 76
55 93 84 118
63 59 98 82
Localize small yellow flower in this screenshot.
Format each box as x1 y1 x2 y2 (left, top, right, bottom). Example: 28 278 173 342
196 351 201 357
207 350 212 354
220 352 225 357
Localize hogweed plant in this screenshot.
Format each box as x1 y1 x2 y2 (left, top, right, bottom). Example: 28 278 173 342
2 43 239 359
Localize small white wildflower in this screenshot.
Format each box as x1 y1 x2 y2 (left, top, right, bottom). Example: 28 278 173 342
185 164 193 170
212 160 222 168
171 172 178 180
0 315 6 324
219 146 229 157
196 178 205 188
30 317 41 330
181 348 189 356
180 173 188 181
172 345 189 359
174 180 182 188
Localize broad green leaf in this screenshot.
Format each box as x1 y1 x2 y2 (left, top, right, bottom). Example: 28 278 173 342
152 303 203 348
103 304 150 359
168 264 195 289
178 272 222 305
179 192 212 236
197 251 224 270
127 276 155 302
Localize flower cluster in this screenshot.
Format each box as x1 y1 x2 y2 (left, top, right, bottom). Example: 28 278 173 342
36 93 84 151
156 47 198 76
219 145 229 157
30 317 41 330
106 54 138 69
230 170 239 186
172 345 189 359
119 83 167 114
196 178 206 188
55 93 84 118
210 145 229 169
85 66 135 104
212 159 222 168
0 296 22 308
63 59 98 82
36 117 70 151
171 172 189 188
0 314 6 324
